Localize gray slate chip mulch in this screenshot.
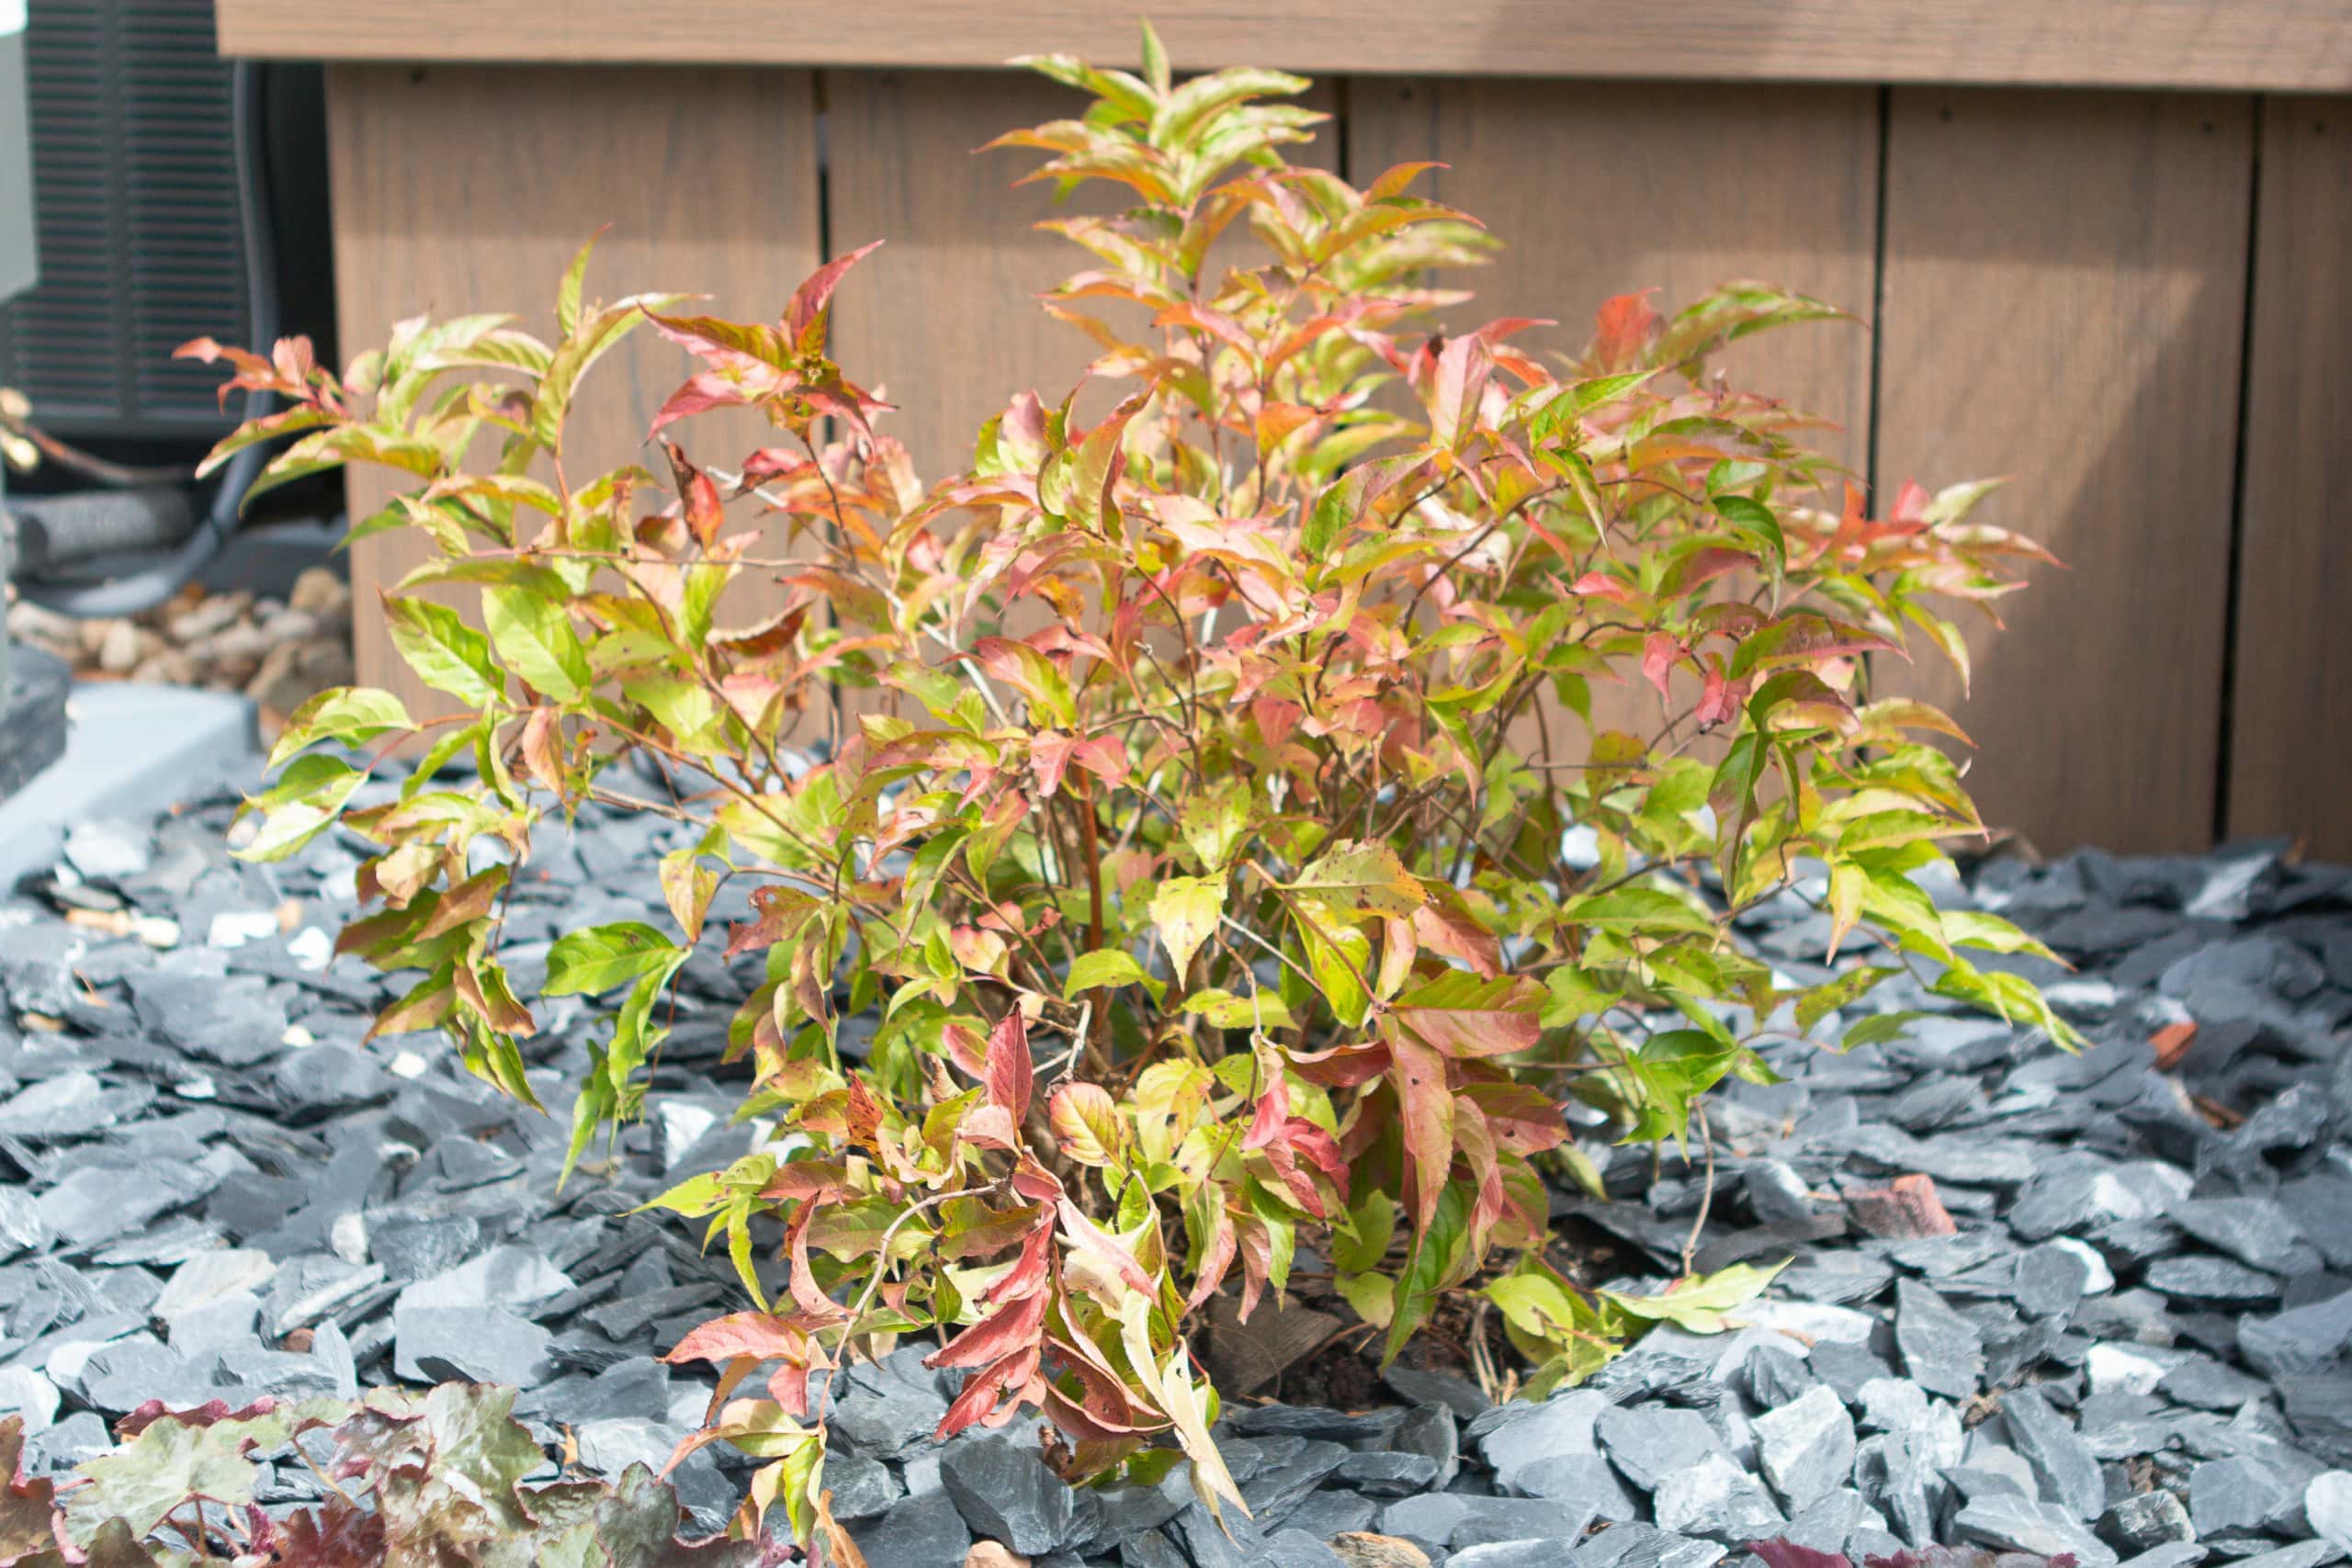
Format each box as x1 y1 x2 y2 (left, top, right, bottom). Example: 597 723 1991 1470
6 765 2352 1565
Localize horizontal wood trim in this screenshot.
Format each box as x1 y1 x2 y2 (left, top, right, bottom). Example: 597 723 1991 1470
218 0 2352 92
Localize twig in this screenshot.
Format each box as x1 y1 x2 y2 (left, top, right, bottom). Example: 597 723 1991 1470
1679 1100 1718 1278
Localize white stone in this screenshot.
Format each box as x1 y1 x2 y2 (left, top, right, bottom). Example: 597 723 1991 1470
2309 1472 2352 1549
154 1247 277 1324
2047 1237 2116 1295
2086 1341 2172 1397
1743 1300 1876 1345
207 909 280 948
0 1368 59 1433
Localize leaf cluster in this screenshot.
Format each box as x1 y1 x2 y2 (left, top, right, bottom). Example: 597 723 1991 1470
190 24 2073 1543
0 1390 778 1566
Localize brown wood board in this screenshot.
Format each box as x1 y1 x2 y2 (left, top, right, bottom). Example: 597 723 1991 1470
328 63 826 738
1871 87 2254 852
2226 96 2352 858
224 1 2352 94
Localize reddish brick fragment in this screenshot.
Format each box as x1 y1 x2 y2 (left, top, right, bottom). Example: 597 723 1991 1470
1847 1173 1957 1238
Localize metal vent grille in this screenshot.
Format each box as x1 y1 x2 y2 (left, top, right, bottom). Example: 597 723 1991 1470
0 0 247 440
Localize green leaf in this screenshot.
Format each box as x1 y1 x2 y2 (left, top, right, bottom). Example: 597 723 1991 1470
483 584 592 703
1793 965 1898 1034
1596 1259 1787 1333
1840 1010 1927 1051
1713 493 1785 565
1290 840 1424 918
268 686 414 768
385 595 503 708
1564 885 1717 937
1150 874 1226 980
235 754 368 863
65 1406 291 1544
1180 988 1295 1032
1382 1179 1469 1367
1066 948 1163 1002
545 923 684 996
1329 1188 1395 1274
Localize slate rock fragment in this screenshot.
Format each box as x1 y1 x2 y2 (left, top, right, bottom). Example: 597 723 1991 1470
1754 1385 1856 1510
942 1439 1077 1557
1895 1280 1984 1398
2003 1385 2109 1521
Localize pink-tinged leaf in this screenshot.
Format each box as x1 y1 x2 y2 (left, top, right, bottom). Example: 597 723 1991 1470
1240 1073 1288 1152
1183 1203 1238 1314
1388 1034 1454 1237
1070 736 1129 788
1387 973 1546 1059
986 1008 1033 1123
663 1313 810 1368
115 1396 283 1438
1057 1200 1155 1294
958 1102 1021 1152
1030 731 1077 798
1410 885 1500 978
1643 632 1684 699
942 1021 988 1080
1730 613 1898 680
650 371 755 434
1571 571 1641 607
785 239 885 350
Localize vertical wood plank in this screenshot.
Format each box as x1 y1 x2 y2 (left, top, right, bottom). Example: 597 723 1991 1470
328 64 822 724
1346 79 1880 750
2228 97 2352 859
822 71 1085 491
1874 89 2253 853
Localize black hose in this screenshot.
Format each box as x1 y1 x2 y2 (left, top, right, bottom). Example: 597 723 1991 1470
17 57 280 617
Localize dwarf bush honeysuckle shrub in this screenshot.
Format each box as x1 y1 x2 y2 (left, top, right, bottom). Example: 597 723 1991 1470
187 26 2075 1543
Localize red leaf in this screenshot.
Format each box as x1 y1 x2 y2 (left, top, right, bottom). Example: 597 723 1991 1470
986 1008 1033 1123
1240 1051 1290 1152
1289 1040 1391 1089
1388 1034 1455 1237
984 1220 1055 1306
1592 289 1660 370
662 440 724 549
1030 731 1077 798
1748 1542 1853 1568
934 1346 1044 1439
927 1287 1048 1373
1571 571 1641 607
1695 663 1740 729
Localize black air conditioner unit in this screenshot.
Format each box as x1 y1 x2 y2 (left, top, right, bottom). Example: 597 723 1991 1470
0 0 331 455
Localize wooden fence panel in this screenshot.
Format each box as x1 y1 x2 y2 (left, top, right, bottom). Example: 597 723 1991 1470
2228 97 2352 860
1346 78 1880 750
328 64 824 730
1872 89 2254 853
